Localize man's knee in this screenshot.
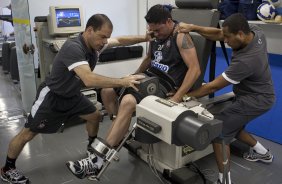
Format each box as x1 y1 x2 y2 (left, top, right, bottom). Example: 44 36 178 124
18 128 37 143
101 88 115 99
120 94 137 110
81 110 102 123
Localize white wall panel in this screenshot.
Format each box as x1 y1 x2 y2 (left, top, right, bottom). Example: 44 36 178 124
26 0 139 68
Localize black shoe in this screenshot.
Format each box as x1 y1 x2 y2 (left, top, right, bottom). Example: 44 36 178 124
1 167 29 184
66 154 101 179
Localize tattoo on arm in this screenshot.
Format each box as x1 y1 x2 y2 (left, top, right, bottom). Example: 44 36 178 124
181 34 194 49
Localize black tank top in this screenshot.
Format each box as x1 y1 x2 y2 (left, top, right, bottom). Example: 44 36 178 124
149 25 187 87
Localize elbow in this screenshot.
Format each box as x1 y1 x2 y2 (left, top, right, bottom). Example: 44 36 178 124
196 68 201 79
82 78 92 88
191 66 201 80
208 85 220 94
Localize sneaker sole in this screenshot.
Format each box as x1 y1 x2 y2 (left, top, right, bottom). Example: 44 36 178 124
88 175 99 181
1 175 30 184
0 175 8 182
244 156 273 163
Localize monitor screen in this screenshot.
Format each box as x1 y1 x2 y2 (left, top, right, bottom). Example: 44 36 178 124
48 5 84 36
55 8 81 28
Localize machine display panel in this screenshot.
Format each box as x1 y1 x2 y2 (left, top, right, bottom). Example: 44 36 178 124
55 8 81 28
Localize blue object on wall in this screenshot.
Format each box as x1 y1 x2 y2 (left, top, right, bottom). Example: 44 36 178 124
204 48 282 144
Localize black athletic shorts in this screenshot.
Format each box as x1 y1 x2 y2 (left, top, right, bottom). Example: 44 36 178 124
119 84 168 104
25 82 96 133
116 69 176 103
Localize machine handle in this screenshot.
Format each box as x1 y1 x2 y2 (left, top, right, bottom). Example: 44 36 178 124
137 117 162 134
22 43 35 54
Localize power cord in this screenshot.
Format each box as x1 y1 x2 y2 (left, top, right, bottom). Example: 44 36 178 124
147 144 171 184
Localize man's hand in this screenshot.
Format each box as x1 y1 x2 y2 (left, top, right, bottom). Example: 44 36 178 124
165 91 182 103
177 22 194 33
121 74 145 91
145 30 156 42
168 95 183 103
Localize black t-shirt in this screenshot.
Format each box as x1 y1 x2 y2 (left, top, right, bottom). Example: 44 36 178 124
45 34 98 97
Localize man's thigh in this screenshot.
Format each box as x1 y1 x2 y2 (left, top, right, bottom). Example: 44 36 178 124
214 100 264 143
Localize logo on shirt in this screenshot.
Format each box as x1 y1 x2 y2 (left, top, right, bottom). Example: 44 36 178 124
151 51 169 72
258 38 262 45
153 51 163 62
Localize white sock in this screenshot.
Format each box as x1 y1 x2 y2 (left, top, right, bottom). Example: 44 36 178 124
253 141 267 155
219 172 231 184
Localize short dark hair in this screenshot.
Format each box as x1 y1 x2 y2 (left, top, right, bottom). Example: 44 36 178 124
222 13 251 34
86 14 113 31
145 4 172 24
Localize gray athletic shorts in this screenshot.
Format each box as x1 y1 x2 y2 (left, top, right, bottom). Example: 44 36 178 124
25 82 96 133
212 97 270 144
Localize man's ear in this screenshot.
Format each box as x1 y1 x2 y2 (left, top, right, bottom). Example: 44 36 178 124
167 18 173 24
85 26 93 33
238 30 245 38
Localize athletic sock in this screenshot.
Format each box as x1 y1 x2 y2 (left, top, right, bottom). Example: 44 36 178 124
88 136 97 147
219 171 231 184
253 141 267 155
4 156 16 171
110 114 116 121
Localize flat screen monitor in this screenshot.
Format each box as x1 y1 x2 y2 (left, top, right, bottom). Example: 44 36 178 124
48 5 84 36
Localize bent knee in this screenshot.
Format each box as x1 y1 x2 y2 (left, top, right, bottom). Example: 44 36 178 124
20 128 37 142
120 95 137 108
101 88 115 97
81 110 102 123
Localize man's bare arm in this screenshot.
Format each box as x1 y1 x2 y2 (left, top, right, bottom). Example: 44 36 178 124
135 44 152 74
107 34 151 48
186 75 230 98
170 33 201 102
178 23 224 42
73 64 144 90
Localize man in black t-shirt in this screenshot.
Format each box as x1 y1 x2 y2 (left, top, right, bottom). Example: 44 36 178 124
65 4 201 180
0 14 149 183
178 13 275 184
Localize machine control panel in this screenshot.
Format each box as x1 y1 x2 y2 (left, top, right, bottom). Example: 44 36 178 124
43 38 67 52
81 89 97 104
52 39 66 51
137 116 162 134
155 98 178 107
